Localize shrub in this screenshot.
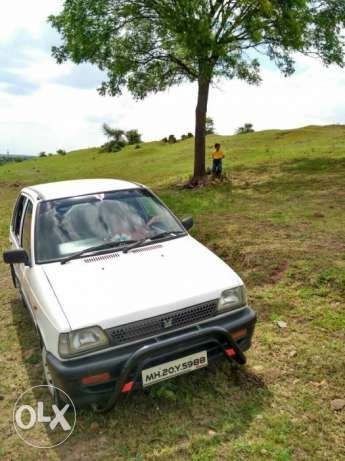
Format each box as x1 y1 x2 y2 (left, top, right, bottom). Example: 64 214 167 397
206 116 215 135
135 144 141 149
236 123 255 135
100 140 127 153
100 123 130 153
181 132 194 140
57 149 67 155
39 152 47 157
126 129 142 145
102 123 125 142
168 134 177 144
161 137 168 143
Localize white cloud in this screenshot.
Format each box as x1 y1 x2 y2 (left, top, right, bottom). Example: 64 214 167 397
0 0 62 40
1 1 345 155
209 57 345 134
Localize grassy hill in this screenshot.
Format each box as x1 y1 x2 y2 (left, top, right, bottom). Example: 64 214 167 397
0 125 344 460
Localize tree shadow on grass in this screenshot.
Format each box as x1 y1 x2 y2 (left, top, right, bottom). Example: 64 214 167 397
280 156 345 174
237 162 345 196
232 156 345 194
11 298 271 460
233 156 345 176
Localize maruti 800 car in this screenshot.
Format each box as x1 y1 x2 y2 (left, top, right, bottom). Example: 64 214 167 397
3 179 256 412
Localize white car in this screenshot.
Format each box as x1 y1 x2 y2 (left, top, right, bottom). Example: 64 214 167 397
3 179 256 412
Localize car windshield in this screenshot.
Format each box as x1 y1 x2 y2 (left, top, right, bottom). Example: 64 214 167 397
35 188 185 263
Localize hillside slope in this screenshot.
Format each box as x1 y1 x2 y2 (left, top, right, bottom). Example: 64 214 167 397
1 124 345 188
0 125 344 461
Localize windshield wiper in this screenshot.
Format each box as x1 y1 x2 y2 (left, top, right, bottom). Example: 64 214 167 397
150 230 185 241
60 239 137 265
60 231 185 264
122 238 152 254
122 231 185 254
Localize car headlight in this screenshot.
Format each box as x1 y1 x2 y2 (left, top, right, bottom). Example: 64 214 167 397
59 326 109 358
217 286 247 313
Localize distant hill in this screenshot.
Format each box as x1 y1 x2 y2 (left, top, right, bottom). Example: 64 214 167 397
0 154 35 165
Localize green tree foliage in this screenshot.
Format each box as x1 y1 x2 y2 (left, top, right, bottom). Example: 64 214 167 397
206 116 215 135
236 123 255 135
181 132 194 140
168 134 177 144
101 123 126 152
102 124 125 142
50 1 345 182
57 149 66 156
101 124 142 152
100 140 127 153
126 129 142 144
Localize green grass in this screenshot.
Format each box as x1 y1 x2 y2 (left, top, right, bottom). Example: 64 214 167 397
0 125 345 460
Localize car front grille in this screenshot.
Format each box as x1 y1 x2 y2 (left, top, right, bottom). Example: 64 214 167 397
106 300 218 346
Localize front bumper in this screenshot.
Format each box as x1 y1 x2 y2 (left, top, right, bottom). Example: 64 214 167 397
47 306 256 410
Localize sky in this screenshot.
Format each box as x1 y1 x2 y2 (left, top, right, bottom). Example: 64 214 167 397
1 1 345 156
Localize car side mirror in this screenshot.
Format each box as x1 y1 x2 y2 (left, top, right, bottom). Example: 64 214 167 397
3 248 30 266
181 216 193 231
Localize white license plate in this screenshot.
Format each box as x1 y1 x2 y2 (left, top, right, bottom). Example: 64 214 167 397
142 350 208 387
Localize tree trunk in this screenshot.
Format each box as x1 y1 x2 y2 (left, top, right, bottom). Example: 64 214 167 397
193 78 210 182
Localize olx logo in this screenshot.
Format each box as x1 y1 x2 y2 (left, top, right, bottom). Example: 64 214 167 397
13 385 76 448
15 401 71 431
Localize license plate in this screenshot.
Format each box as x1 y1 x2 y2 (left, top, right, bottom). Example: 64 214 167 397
142 351 208 387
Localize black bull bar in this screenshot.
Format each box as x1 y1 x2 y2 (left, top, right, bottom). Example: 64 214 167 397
94 325 247 412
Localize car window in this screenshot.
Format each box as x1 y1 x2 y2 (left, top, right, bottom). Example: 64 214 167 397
12 195 27 239
21 201 33 256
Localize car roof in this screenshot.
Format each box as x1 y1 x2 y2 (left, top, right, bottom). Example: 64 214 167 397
22 179 140 201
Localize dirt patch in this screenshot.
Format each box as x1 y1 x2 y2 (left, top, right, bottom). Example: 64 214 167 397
269 260 289 284
175 173 232 189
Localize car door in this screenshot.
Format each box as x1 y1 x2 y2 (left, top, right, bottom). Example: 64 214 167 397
10 194 28 282
17 198 36 321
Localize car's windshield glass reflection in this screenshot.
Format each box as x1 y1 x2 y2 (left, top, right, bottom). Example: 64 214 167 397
35 189 184 263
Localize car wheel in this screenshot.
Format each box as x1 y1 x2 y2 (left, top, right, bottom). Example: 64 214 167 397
41 345 65 409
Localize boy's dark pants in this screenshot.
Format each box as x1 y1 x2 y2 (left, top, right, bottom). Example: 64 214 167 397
212 159 222 176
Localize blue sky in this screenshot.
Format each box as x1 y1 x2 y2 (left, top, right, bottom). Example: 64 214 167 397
1 1 345 156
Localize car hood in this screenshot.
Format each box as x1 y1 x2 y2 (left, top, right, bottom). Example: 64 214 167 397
43 236 243 330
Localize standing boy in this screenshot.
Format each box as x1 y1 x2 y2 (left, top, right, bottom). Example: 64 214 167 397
212 143 224 177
